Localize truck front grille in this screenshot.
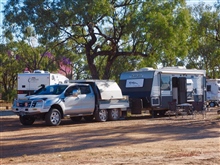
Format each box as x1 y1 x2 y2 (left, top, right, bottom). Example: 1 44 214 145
16 101 38 108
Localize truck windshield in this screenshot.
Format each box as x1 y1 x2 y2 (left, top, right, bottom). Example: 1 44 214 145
35 85 68 95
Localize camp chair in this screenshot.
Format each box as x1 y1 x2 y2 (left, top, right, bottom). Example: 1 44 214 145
192 102 206 119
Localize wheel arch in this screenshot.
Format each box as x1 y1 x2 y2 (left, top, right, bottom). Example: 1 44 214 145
50 104 64 118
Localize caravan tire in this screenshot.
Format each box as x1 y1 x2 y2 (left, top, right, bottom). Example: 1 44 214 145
149 110 158 117
108 109 120 121
209 102 216 107
159 110 166 117
45 109 61 126
95 109 108 122
19 115 35 125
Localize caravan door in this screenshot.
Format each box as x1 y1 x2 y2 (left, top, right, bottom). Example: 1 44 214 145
172 77 187 104
178 77 187 104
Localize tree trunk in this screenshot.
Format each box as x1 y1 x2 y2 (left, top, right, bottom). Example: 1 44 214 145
85 23 99 79
102 56 115 79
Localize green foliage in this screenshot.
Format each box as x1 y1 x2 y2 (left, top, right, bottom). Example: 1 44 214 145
1 0 220 91
3 0 192 80
187 3 220 78
0 43 22 101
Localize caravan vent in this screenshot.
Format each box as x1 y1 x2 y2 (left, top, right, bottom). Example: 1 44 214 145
138 67 155 71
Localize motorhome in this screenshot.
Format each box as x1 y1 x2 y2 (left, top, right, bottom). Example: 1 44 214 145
119 67 206 116
206 79 220 107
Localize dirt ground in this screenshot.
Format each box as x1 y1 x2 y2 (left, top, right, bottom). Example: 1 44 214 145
1 108 220 165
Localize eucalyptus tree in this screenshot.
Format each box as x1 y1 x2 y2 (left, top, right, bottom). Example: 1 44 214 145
0 42 23 101
187 3 220 78
3 0 190 79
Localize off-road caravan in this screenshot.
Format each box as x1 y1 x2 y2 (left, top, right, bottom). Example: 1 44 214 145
119 67 206 116
206 79 220 107
17 70 69 99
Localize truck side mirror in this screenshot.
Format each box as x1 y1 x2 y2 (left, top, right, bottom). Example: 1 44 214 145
72 89 79 97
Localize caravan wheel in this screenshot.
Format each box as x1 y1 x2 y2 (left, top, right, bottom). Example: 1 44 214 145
209 102 216 107
108 109 120 121
149 110 158 117
159 110 166 117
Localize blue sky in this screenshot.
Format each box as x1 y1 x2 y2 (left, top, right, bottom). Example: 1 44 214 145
186 0 217 5
0 0 7 36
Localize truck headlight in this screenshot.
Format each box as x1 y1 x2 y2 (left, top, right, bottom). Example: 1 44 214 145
43 100 53 108
35 100 43 107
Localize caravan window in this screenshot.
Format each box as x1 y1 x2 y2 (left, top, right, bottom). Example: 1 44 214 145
207 85 211 92
160 75 170 90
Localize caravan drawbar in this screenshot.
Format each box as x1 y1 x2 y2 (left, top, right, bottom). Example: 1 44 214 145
119 67 206 116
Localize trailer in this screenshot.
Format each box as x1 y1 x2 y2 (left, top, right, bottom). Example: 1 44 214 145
206 79 220 107
17 70 69 99
119 66 206 116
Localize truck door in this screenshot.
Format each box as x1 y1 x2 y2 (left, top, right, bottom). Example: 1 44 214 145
64 85 95 115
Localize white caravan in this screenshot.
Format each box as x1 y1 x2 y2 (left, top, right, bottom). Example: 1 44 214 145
206 79 220 107
17 70 69 99
119 66 206 116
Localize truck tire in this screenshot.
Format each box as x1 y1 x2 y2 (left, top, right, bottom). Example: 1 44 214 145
70 116 82 122
108 109 120 121
19 115 35 125
45 109 61 126
95 109 108 122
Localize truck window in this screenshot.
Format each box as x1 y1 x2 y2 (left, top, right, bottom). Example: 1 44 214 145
36 85 68 95
160 75 170 90
65 86 78 95
79 86 91 94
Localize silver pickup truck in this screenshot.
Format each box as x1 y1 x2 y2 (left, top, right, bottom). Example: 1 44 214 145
12 80 129 126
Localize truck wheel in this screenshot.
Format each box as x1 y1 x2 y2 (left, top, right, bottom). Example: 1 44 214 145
108 109 120 121
209 102 216 107
45 109 61 126
70 116 82 122
95 109 108 122
83 115 94 122
19 115 35 125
